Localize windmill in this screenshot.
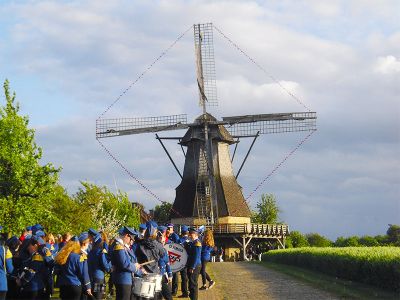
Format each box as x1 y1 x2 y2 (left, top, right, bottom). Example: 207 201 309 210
96 23 316 226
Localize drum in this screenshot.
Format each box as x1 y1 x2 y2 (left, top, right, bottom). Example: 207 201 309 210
147 274 163 292
133 277 156 298
164 242 188 273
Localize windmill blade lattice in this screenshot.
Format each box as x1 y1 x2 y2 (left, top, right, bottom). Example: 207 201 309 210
194 23 217 107
96 114 188 138
222 112 316 137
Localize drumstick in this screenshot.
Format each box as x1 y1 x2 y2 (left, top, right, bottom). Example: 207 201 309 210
139 260 156 266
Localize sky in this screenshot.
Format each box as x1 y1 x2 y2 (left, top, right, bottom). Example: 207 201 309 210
0 0 399 240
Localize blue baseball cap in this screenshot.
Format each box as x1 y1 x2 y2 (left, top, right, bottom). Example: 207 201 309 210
35 230 45 237
32 235 45 245
145 221 158 237
188 227 198 234
6 236 20 249
157 226 167 234
118 226 138 238
165 223 174 228
26 226 33 231
181 225 189 233
93 233 102 244
78 232 89 243
88 228 99 236
71 236 79 242
139 223 147 230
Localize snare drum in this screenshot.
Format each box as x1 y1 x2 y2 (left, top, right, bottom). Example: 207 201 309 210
133 277 156 299
147 274 163 292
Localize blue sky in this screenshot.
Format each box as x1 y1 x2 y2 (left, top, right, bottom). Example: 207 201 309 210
1 0 399 239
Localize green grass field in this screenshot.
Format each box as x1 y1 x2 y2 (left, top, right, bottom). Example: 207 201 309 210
262 247 400 292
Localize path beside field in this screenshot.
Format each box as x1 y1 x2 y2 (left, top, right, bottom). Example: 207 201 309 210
196 261 339 300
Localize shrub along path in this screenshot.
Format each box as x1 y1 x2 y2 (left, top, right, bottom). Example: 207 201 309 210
196 261 339 300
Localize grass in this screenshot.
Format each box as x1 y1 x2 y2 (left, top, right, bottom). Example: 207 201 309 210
257 260 400 299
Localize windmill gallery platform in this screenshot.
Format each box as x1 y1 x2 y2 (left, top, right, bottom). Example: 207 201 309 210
177 223 289 260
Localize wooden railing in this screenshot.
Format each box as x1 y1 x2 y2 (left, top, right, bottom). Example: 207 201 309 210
193 223 289 236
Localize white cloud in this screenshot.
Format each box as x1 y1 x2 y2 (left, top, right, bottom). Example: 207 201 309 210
375 55 400 74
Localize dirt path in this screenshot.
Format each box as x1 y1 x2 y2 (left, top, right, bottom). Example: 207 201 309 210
195 261 339 300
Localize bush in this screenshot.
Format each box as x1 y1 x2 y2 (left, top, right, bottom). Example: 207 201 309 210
262 247 400 292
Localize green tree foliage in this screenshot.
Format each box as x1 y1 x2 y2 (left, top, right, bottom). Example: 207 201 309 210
306 232 332 247
359 236 379 247
72 182 140 235
251 193 281 224
0 80 60 232
334 236 359 247
288 230 309 248
387 224 400 245
154 202 172 224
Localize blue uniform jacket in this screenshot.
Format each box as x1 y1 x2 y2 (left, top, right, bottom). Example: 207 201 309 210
111 240 139 285
0 246 14 291
187 239 201 269
201 245 213 262
88 247 111 281
167 232 180 244
20 252 46 291
57 252 91 290
158 246 172 278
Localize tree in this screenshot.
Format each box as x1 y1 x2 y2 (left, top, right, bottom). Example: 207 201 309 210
288 231 309 248
153 202 172 224
358 236 379 247
73 182 140 236
387 224 400 245
0 80 60 232
306 233 332 247
251 193 281 224
334 236 359 247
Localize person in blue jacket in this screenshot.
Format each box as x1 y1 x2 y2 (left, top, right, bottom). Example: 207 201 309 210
199 229 215 290
187 228 202 300
156 226 172 300
88 233 111 300
176 225 190 298
110 226 142 300
55 233 92 300
16 235 47 299
0 226 14 300
165 223 179 296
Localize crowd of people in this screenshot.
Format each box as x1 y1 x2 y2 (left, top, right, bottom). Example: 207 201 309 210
0 222 216 300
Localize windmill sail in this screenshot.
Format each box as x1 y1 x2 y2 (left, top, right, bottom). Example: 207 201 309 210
194 23 217 107
96 114 188 138
221 112 316 137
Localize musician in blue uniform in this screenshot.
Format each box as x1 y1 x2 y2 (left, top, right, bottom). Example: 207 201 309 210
88 233 111 300
187 228 202 300
55 233 92 299
156 226 172 300
17 235 47 299
0 226 14 300
5 235 20 299
165 223 179 296
110 226 142 300
177 225 190 298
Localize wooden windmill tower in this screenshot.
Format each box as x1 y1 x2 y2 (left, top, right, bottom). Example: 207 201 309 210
96 23 316 227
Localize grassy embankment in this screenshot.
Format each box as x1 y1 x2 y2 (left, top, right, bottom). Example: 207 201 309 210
261 246 400 299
